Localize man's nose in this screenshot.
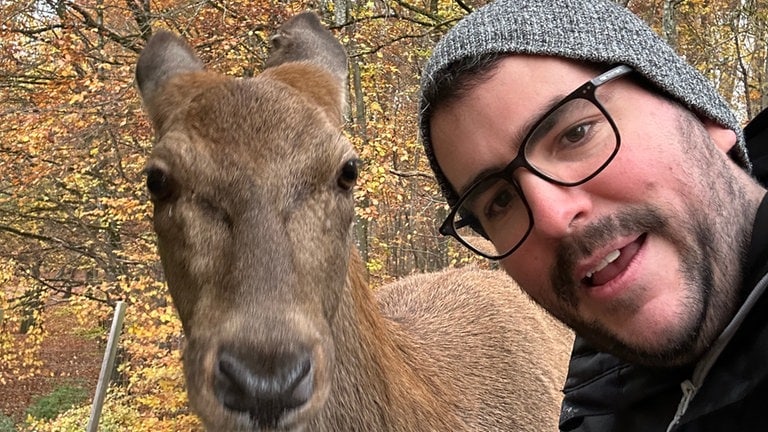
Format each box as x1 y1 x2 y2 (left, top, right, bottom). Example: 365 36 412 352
516 171 593 238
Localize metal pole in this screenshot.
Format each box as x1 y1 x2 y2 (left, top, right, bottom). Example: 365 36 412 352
86 301 126 432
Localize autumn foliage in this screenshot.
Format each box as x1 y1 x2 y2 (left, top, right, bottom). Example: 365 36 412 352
0 0 766 429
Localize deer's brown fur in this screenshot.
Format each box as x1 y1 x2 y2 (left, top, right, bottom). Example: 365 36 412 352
135 11 573 432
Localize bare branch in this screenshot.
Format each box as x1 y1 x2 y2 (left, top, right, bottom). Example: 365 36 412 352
66 1 143 52
389 168 434 180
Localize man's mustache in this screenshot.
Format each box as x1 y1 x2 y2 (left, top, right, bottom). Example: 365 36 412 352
550 206 668 306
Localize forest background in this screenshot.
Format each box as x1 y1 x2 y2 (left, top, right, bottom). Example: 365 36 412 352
1 0 766 430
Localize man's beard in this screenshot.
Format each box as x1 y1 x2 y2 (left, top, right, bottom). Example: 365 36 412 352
548 205 718 367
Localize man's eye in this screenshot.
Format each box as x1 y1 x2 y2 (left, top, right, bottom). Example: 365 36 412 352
563 123 591 143
485 186 518 219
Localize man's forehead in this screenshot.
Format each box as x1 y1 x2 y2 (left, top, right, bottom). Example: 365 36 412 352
432 56 596 193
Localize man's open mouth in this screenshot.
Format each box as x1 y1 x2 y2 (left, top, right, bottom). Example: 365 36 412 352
582 233 647 287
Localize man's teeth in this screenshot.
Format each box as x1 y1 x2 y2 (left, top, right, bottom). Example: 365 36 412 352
586 250 621 278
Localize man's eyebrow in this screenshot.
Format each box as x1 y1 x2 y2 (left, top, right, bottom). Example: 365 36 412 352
455 92 568 197
457 165 506 197
510 92 572 149
527 98 586 145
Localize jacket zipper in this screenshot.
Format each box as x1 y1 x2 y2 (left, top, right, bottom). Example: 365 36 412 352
665 271 768 432
665 380 696 432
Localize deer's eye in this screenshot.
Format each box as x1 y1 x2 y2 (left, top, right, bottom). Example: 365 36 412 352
145 167 175 201
337 158 361 191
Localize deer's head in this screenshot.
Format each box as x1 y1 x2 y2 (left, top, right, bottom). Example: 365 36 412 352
136 12 356 430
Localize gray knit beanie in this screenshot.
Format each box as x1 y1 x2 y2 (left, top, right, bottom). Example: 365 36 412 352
419 0 750 206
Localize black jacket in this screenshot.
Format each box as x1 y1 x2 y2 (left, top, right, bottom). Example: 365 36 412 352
559 111 768 431
744 108 768 184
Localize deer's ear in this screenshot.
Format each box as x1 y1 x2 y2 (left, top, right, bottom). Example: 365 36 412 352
262 12 348 126
135 31 204 127
264 12 347 85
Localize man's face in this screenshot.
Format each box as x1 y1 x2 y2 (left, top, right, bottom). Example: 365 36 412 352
430 56 753 367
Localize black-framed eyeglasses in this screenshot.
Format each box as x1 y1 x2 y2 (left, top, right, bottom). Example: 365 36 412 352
439 64 633 260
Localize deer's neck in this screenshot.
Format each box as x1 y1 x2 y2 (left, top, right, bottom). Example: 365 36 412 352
317 247 465 431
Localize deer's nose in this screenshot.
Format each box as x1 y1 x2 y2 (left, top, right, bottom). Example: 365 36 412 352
214 346 313 428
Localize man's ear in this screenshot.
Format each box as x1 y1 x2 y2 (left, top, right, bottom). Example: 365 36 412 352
703 120 738 154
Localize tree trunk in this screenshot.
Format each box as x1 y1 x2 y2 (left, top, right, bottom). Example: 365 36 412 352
661 0 679 47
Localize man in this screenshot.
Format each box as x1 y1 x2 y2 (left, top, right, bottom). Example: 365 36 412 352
418 0 768 430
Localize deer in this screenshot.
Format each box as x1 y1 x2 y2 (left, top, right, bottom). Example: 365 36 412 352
135 11 574 432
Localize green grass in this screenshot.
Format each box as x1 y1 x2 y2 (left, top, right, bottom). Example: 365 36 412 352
25 381 89 421
0 413 16 432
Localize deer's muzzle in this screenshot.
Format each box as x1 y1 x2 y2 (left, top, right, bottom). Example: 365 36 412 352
214 345 314 428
